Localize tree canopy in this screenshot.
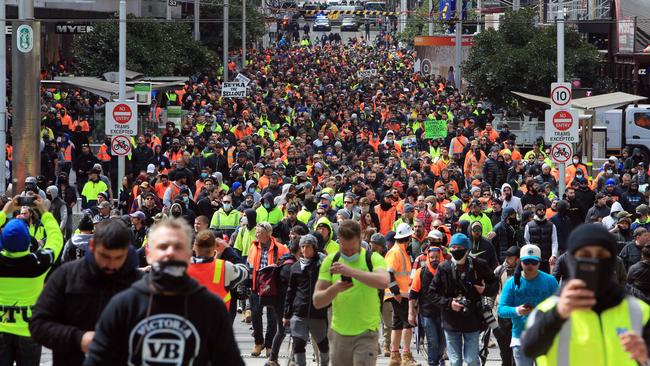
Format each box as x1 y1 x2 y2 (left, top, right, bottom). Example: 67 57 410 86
73 14 218 76
199 0 267 53
463 8 609 108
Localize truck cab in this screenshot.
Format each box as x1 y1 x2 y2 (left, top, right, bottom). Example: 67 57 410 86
596 104 650 160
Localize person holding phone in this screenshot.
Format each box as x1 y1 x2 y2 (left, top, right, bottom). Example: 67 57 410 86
522 224 650 365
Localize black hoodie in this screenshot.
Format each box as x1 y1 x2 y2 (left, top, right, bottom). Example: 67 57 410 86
83 275 244 366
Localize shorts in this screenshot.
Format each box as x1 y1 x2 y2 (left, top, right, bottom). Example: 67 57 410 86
390 298 413 330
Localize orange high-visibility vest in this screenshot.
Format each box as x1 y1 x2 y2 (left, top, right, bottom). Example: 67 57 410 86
63 145 72 162
375 205 397 236
6 145 13 161
97 144 111 162
167 150 183 162
188 259 232 310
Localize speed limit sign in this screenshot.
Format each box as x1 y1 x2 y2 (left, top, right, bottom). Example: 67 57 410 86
550 82 572 109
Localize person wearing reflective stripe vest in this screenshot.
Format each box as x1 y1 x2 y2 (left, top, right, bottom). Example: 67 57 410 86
209 196 241 238
522 224 650 366
384 223 418 366
188 230 248 313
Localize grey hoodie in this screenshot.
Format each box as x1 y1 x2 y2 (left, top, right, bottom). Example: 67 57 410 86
62 233 93 262
245 179 262 203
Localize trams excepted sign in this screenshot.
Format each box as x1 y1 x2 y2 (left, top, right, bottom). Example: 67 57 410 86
551 142 572 164
111 135 131 156
105 102 138 136
544 109 579 143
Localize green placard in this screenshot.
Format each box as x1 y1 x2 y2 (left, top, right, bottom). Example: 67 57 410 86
424 119 447 139
167 106 182 128
134 82 152 105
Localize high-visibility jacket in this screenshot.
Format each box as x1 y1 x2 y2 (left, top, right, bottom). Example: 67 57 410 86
97 144 111 162
533 295 649 366
247 237 288 290
62 145 72 162
256 206 283 225
375 205 397 236
6 145 12 161
210 209 241 233
450 135 468 156
188 259 232 310
384 243 412 300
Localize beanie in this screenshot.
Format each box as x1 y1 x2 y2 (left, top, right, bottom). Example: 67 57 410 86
449 233 471 250
567 224 617 257
0 219 31 252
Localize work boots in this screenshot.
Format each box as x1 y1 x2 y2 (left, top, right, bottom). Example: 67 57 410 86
401 351 421 366
251 344 264 357
388 351 402 366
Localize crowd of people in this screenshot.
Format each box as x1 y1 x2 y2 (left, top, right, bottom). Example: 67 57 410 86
1 33 650 366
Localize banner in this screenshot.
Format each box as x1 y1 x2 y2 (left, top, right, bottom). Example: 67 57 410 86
424 120 447 139
357 69 378 78
167 106 182 127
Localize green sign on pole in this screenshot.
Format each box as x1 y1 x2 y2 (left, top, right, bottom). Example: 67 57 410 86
134 82 152 105
424 120 448 139
167 106 182 128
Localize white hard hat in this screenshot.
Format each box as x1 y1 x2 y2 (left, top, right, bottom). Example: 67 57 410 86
427 229 444 241
394 222 414 240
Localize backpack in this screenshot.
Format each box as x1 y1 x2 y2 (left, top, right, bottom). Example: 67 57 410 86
332 250 384 305
255 246 280 298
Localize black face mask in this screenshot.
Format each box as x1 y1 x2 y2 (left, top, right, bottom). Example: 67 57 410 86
450 248 467 261
150 260 190 293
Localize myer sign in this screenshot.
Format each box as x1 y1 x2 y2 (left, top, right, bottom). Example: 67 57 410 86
55 24 95 34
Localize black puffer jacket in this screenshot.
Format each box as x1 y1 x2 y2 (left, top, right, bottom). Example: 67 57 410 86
492 207 524 262
29 248 142 366
283 255 328 319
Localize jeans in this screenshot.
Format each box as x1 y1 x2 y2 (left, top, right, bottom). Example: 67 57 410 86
269 306 286 361
0 332 41 366
444 329 480 366
421 316 444 366
495 318 514 366
250 292 277 348
512 345 535 366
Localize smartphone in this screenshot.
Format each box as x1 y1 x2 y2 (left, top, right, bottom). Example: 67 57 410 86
574 258 599 293
341 275 353 283
18 196 35 206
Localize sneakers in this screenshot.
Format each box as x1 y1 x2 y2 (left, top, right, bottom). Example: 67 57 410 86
388 351 402 366
401 351 421 366
237 305 243 314
244 309 252 323
265 348 272 358
251 344 264 357
264 360 280 366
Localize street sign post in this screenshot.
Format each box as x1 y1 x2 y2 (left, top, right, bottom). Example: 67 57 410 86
106 101 138 136
111 135 131 156
551 142 572 164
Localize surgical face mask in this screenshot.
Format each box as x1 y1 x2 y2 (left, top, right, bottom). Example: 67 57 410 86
340 252 360 262
572 158 579 164
248 187 256 193
223 203 232 211
264 202 271 209
450 248 467 261
183 196 189 205
607 170 613 175
201 172 208 179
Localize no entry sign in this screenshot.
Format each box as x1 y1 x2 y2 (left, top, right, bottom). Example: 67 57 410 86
545 109 579 143
111 135 131 156
551 142 572 164
106 101 138 136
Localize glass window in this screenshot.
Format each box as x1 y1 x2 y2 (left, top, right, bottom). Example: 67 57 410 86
634 112 650 130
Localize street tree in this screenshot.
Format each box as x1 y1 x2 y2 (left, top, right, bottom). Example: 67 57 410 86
73 14 217 76
463 8 609 108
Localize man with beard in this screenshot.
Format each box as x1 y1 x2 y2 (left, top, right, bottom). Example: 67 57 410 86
524 204 558 273
585 193 611 222
520 182 545 208
83 219 244 365
467 221 499 270
163 171 188 208
273 205 308 244
563 186 585 226
574 177 596 218
80 167 108 210
30 219 141 366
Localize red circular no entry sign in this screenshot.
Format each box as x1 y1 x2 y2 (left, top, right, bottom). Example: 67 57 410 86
112 103 132 124
552 110 573 131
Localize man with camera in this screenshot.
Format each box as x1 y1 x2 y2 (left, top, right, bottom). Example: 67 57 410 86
522 224 650 366
0 195 64 366
497 244 558 366
428 233 498 366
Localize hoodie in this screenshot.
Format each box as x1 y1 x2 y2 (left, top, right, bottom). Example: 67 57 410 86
275 183 293 206
492 207 523 262
62 233 93 263
256 192 283 225
601 201 623 230
501 183 523 215
234 209 257 258
314 217 339 254
82 275 244 366
467 221 498 270
245 179 262 203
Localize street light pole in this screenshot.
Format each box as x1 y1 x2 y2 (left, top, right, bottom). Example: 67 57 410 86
166 0 171 20
242 0 246 69
0 0 6 194
118 0 126 197
454 0 462 89
223 0 229 81
428 0 433 36
557 5 566 198
194 0 200 41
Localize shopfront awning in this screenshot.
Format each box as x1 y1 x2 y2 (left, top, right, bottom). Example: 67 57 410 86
42 76 187 100
511 91 647 110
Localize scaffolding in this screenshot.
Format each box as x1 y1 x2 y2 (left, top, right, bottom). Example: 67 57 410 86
546 0 610 20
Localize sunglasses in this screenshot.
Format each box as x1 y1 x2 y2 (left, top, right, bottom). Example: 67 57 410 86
472 228 482 232
222 201 231 204
522 259 540 266
317 211 326 215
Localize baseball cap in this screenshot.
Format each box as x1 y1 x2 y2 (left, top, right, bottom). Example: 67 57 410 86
403 204 415 213
98 201 112 209
637 204 649 215
505 246 520 257
370 233 386 247
147 164 155 174
520 244 541 261
0 219 31 252
130 211 146 220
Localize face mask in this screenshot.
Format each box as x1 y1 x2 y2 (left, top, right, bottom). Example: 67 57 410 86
299 256 313 270
172 210 181 217
340 252 360 262
150 260 189 293
573 158 579 164
249 188 256 194
183 196 189 205
223 203 232 211
201 173 208 179
576 174 583 179
607 170 613 175
264 203 271 209
450 248 467 261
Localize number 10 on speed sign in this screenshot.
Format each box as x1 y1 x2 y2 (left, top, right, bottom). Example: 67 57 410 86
550 82 572 109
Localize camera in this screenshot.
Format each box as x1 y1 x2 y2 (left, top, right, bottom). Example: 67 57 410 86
457 296 471 313
480 298 498 330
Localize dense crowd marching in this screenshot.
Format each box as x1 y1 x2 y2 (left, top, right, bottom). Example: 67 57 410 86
1 33 650 366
